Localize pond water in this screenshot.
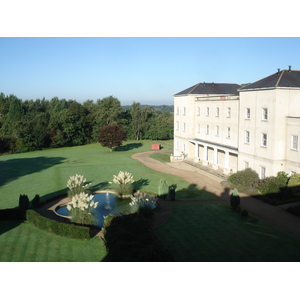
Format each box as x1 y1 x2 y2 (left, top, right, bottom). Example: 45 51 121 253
55 192 133 228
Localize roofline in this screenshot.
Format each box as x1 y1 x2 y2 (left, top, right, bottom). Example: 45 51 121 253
238 86 300 92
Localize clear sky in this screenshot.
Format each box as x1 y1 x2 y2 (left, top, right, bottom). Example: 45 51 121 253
1 37 300 105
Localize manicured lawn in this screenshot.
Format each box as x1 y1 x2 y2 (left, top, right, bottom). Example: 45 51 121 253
149 152 171 163
1 139 210 210
0 220 107 262
154 203 300 262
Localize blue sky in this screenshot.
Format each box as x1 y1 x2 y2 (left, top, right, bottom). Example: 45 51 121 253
1 37 300 105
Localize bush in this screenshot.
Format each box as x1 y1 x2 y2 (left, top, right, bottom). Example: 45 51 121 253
19 194 29 210
138 203 155 218
31 194 40 208
288 173 300 195
168 184 177 201
26 210 90 240
158 178 168 199
258 176 287 196
228 168 259 191
112 171 134 196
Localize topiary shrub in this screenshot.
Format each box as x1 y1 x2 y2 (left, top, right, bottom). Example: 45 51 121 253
19 194 29 210
158 178 169 199
228 168 259 192
230 188 240 209
168 184 177 201
31 194 40 208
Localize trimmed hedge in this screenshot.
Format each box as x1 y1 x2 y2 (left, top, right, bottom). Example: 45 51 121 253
103 213 175 262
26 210 90 240
0 208 26 220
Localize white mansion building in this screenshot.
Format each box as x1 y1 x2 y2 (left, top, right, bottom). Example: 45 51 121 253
173 67 300 179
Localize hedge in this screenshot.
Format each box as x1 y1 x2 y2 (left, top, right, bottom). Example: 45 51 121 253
26 210 90 240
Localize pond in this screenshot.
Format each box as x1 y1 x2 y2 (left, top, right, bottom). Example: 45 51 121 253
55 191 133 228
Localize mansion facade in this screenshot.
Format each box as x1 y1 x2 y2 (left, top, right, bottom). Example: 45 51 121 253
173 68 300 179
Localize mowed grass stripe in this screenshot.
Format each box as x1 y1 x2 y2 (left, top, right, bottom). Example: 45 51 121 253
154 203 300 262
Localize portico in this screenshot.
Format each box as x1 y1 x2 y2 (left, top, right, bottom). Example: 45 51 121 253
189 138 238 174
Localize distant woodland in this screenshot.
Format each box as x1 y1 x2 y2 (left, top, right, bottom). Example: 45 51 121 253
0 93 174 154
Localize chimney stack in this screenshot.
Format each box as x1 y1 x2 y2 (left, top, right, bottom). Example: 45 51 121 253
289 65 292 72
277 68 280 75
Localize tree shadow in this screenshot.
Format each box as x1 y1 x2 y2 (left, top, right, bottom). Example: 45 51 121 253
89 181 110 191
0 156 66 187
114 142 143 152
133 178 150 190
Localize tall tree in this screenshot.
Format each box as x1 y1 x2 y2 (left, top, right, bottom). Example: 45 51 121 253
130 102 150 140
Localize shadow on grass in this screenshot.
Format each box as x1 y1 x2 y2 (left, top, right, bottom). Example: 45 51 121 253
114 143 143 152
133 178 150 190
0 156 66 187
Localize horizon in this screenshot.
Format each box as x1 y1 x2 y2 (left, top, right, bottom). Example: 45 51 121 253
1 37 300 106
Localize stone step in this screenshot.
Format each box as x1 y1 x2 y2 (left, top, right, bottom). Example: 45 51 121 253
184 159 227 180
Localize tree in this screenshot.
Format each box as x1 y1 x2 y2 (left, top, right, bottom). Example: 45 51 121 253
98 124 127 152
130 102 151 140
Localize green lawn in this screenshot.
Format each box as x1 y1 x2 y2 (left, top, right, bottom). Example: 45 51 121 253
1 140 209 209
0 220 107 262
154 203 300 262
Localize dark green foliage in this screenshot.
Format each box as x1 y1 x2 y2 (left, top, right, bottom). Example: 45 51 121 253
258 176 287 196
288 173 300 195
228 168 259 191
104 213 175 261
0 208 26 220
26 210 90 240
19 194 29 210
138 203 155 218
31 194 40 208
168 184 177 201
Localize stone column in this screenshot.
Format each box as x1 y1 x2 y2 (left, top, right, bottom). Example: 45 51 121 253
194 143 200 162
224 150 230 174
203 145 208 166
212 147 218 170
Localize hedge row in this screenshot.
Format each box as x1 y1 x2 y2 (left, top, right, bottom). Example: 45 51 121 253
0 208 26 221
103 213 175 262
26 210 90 240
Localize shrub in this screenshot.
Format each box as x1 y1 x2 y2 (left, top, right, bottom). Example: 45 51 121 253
112 171 134 196
158 178 169 199
168 184 177 201
19 194 29 210
228 168 259 191
276 171 289 185
31 194 40 208
230 188 240 210
288 173 300 195
130 192 157 218
26 210 90 240
258 176 287 196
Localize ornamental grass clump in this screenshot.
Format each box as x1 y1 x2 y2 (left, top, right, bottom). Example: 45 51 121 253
67 174 91 198
130 192 157 218
112 171 134 196
66 192 98 225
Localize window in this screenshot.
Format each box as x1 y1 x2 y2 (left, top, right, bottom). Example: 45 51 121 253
245 107 250 119
261 133 267 147
244 161 249 169
206 107 210 116
197 123 200 133
227 107 231 118
183 122 186 132
206 124 209 135
197 107 200 116
260 166 266 179
176 107 179 115
183 107 186 116
176 121 179 131
245 131 250 143
291 135 298 150
215 125 219 136
216 107 220 117
262 107 268 120
226 127 231 138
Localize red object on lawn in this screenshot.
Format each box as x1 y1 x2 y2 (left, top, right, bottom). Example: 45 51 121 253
151 144 161 150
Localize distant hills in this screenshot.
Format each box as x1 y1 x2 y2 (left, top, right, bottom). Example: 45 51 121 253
122 104 174 113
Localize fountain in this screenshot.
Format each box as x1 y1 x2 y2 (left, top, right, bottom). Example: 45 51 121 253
55 191 132 228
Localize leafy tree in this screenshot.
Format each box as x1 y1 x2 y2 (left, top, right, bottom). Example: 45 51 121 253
98 124 127 152
130 102 151 140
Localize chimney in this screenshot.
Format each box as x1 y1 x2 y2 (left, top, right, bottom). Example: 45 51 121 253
289 65 292 72
277 68 280 75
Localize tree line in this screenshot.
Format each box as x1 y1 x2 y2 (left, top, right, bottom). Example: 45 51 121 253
0 93 174 154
